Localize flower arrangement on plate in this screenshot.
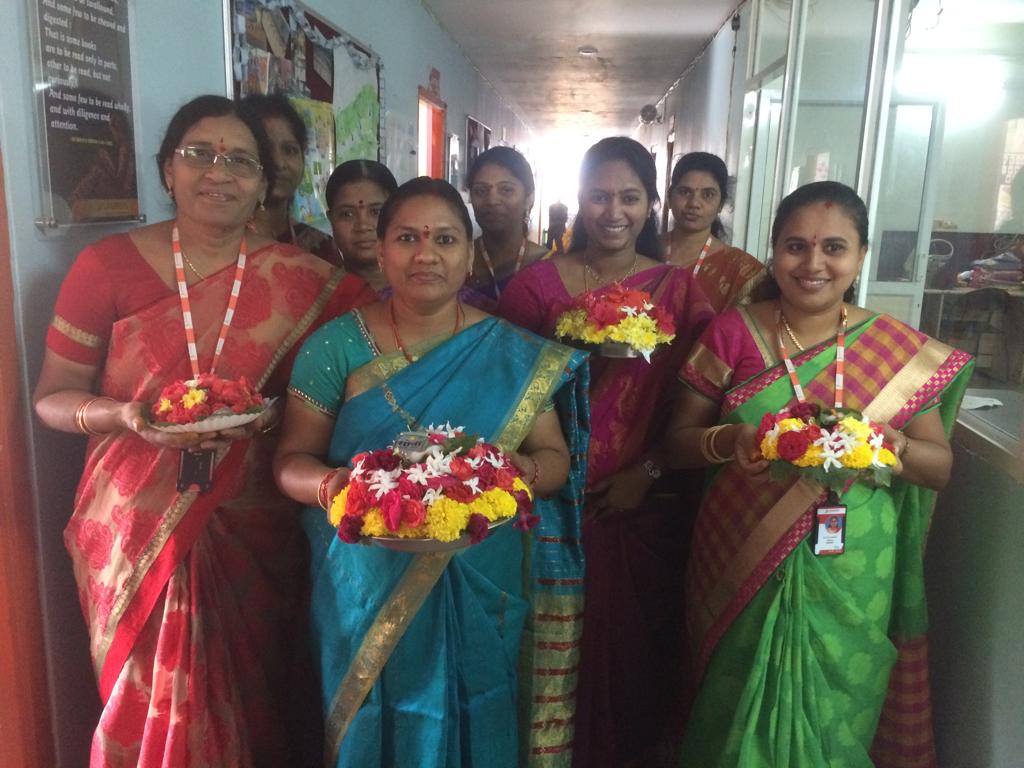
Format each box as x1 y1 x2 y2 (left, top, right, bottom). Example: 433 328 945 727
756 404 898 492
149 373 267 433
328 424 536 551
554 285 675 361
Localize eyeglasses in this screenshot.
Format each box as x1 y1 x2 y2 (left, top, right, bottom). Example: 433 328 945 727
174 146 263 178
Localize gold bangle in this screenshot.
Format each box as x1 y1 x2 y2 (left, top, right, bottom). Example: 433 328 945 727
75 396 114 436
700 424 733 464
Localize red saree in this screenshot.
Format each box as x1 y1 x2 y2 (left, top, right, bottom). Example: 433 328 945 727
666 244 765 313
499 261 714 767
48 234 374 767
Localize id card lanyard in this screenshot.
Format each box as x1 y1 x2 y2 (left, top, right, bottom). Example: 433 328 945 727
172 224 247 379
664 234 714 277
479 239 525 301
777 304 849 555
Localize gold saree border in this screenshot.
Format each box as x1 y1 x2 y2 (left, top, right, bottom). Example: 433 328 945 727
52 313 103 347
686 343 734 394
94 263 343 678
496 337 574 449
323 551 455 766
698 330 956 650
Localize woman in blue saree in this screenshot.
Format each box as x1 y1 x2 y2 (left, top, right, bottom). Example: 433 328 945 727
274 177 589 767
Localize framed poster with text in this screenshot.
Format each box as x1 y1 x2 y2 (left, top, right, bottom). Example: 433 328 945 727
30 0 140 224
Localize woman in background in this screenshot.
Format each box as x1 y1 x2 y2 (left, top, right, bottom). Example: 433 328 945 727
325 159 398 294
274 176 589 767
239 93 336 263
500 137 713 767
33 95 373 767
465 146 549 310
669 181 972 767
662 151 764 311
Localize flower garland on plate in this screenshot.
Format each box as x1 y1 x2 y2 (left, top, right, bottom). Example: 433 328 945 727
150 373 265 426
756 403 898 492
554 284 675 361
329 424 536 545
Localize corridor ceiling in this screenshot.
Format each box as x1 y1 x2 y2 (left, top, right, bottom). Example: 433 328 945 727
420 0 742 136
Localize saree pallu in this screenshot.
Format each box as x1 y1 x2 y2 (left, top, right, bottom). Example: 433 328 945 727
680 314 973 767
693 247 765 314
64 245 369 767
298 317 588 767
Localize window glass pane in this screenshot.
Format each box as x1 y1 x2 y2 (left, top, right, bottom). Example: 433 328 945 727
754 0 790 75
872 0 1024 400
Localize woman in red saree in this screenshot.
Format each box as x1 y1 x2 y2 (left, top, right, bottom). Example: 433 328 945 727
33 95 374 767
662 152 765 312
499 137 713 767
669 181 972 766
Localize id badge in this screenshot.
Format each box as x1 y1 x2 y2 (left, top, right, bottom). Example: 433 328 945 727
812 500 847 556
177 449 214 493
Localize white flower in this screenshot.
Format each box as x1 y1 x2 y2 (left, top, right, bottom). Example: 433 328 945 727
350 457 366 479
483 451 505 469
368 469 401 499
463 477 482 495
426 450 453 477
620 305 638 317
405 464 431 485
466 455 483 469
643 302 654 312
422 487 442 506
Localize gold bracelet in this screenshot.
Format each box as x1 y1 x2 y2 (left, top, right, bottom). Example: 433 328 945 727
75 396 114 436
700 424 733 464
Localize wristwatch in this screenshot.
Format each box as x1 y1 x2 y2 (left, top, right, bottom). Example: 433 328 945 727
642 459 662 479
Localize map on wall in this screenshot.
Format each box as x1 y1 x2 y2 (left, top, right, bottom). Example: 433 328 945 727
333 48 380 164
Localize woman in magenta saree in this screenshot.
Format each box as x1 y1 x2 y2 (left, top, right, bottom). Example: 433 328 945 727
669 182 973 767
499 137 713 767
34 96 374 767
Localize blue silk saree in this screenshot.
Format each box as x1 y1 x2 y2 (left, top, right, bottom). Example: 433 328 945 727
289 312 589 767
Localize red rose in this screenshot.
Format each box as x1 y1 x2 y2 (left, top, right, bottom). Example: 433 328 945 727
467 445 487 460
449 457 475 481
381 491 403 532
337 515 364 544
345 480 371 516
477 463 497 488
466 513 490 544
777 430 812 462
376 452 401 472
756 412 777 442
398 475 426 500
790 402 820 422
446 484 476 503
401 498 426 528
591 301 621 329
494 467 517 491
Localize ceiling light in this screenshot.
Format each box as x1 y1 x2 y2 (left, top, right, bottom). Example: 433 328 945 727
577 45 599 57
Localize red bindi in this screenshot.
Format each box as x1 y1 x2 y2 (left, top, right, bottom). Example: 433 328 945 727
421 226 431 238
824 201 834 209
217 138 227 153
356 200 365 208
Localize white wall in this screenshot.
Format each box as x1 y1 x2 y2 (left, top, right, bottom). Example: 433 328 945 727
0 1 529 764
635 2 751 236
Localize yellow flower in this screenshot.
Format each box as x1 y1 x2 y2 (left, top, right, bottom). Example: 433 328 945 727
792 443 825 467
156 397 172 414
512 477 532 497
182 387 207 409
360 509 389 537
840 443 874 469
760 435 779 461
328 486 349 526
425 497 472 542
839 416 871 441
876 448 897 466
776 418 806 433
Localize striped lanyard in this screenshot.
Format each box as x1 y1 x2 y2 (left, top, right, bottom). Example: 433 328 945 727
692 234 714 277
172 225 247 379
664 234 713 276
777 305 847 408
479 239 525 300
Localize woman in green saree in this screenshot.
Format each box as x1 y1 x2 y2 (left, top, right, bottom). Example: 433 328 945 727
273 177 589 767
669 182 972 767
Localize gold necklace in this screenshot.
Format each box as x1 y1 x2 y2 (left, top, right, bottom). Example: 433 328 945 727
179 249 206 280
779 312 806 352
388 299 463 363
583 251 639 291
